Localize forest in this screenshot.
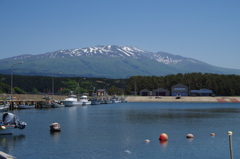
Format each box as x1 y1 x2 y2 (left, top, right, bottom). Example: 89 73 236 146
0 72 240 96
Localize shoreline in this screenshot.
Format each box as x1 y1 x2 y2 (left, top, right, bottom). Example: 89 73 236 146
125 96 240 103
1 94 240 103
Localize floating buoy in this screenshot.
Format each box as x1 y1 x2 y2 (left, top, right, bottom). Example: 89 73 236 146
186 134 194 138
210 133 215 136
145 139 150 143
124 150 132 154
50 122 61 132
0 126 6 130
159 133 168 141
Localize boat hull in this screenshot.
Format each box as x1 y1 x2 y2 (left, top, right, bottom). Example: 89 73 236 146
61 101 91 106
39 101 52 108
18 105 35 109
52 103 65 108
0 107 8 112
0 125 15 135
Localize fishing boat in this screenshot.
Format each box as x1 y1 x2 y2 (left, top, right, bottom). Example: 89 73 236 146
60 95 91 106
60 95 78 107
79 95 91 106
0 112 27 135
0 102 9 112
39 101 52 108
51 102 65 108
90 98 100 105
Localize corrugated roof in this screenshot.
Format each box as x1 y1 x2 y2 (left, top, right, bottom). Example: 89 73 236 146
191 89 213 93
152 88 170 92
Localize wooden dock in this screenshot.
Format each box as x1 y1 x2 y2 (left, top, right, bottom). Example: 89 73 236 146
1 100 49 110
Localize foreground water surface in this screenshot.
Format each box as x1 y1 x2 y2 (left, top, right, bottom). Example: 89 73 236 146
1 102 240 159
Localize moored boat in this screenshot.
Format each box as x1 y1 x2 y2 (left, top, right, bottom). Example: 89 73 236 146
39 101 52 108
0 124 15 135
60 95 91 106
79 95 91 106
0 112 27 135
0 102 9 112
90 98 100 105
60 95 78 107
52 102 65 108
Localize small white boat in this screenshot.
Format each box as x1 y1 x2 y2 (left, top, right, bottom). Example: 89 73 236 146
52 102 65 108
60 95 78 107
60 95 91 106
111 98 121 103
0 103 9 112
98 98 105 104
79 95 91 106
18 104 35 109
90 99 100 105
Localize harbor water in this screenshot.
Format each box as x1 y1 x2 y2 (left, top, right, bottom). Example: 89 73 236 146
1 102 240 159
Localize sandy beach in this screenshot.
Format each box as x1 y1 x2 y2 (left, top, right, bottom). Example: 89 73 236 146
1 94 240 103
125 96 240 103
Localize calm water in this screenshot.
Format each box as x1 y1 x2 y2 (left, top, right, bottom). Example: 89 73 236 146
1 102 240 159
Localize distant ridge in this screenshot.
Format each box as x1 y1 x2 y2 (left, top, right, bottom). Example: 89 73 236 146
1 45 240 78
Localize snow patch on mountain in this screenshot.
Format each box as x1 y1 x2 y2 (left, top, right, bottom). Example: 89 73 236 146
5 45 200 66
155 56 183 64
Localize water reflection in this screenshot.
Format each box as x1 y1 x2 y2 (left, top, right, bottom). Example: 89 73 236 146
0 134 26 154
124 107 240 122
6 103 240 159
186 138 194 143
159 140 168 147
50 131 61 143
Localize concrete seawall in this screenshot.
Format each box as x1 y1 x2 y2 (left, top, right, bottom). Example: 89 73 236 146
0 94 67 101
125 96 240 103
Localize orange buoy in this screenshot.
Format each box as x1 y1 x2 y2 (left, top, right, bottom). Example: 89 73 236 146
210 133 215 136
159 133 168 141
186 134 194 138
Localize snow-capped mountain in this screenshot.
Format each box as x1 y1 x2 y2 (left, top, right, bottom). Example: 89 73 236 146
11 45 149 60
8 45 203 66
1 45 240 78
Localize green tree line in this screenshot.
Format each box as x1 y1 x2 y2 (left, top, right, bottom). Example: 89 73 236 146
125 73 240 96
0 74 125 95
0 73 240 96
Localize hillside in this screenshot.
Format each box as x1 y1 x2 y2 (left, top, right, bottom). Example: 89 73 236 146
0 45 240 78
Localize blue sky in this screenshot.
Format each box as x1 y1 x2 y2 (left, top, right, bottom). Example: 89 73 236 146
1 0 240 69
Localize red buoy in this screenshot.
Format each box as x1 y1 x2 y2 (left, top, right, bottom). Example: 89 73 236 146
159 133 168 141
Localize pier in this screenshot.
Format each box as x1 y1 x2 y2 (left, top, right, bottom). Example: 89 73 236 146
0 94 126 109
0 94 66 110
